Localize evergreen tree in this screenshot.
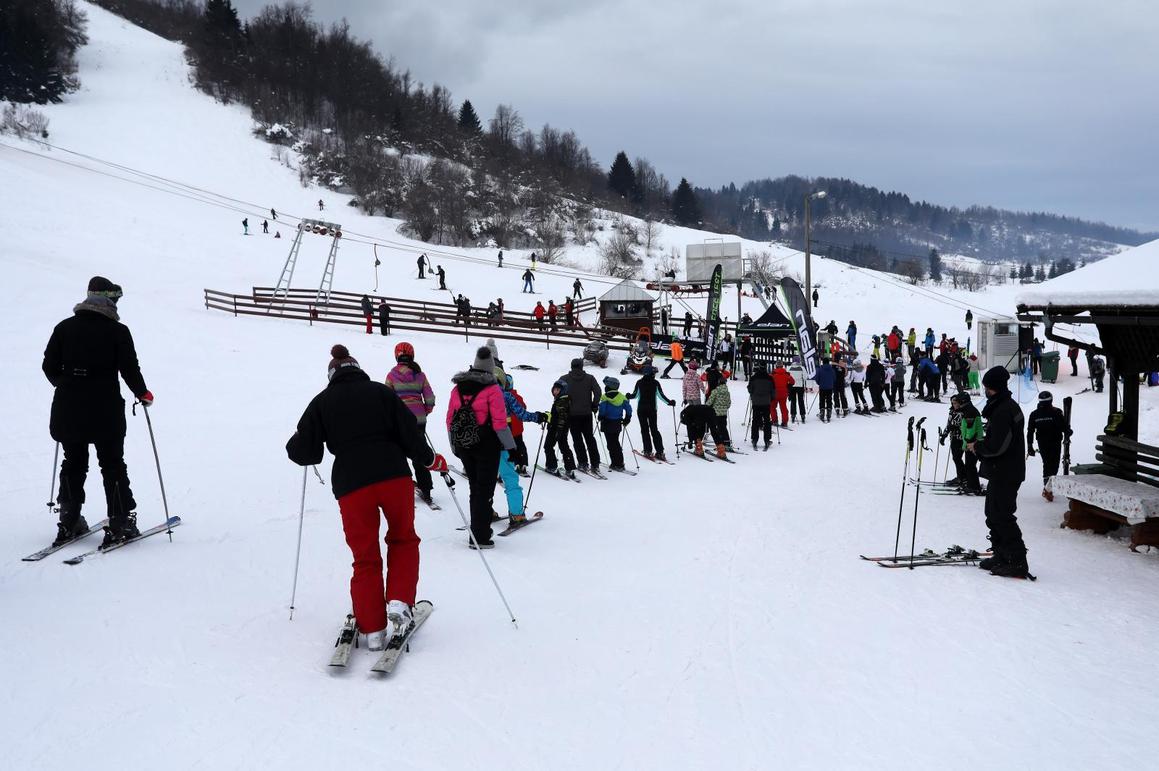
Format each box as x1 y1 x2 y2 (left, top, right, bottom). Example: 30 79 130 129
671 178 701 226
458 99 482 135
194 0 246 89
1008 265 1018 282
1047 261 1057 279
0 0 87 104
607 151 638 202
1034 264 1046 281
927 248 943 282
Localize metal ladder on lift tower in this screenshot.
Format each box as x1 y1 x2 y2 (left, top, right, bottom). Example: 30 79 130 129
270 224 306 306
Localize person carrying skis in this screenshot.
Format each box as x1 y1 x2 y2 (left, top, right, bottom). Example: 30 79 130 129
446 346 518 547
541 380 577 479
565 358 602 473
849 358 868 414
662 340 687 378
787 356 808 423
889 356 906 410
705 368 732 457
598 376 633 470
682 359 705 405
533 301 546 331
628 365 675 461
969 367 1031 578
846 321 858 351
42 276 153 548
522 269 535 293
377 300 391 336
385 342 436 505
436 265 447 290
770 360 794 427
748 363 774 449
815 357 836 422
416 254 426 279
1027 391 1070 501
865 355 887 413
573 278 583 299
287 344 446 650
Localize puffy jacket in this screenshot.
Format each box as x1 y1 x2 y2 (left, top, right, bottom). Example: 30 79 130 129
547 395 571 432
771 366 795 399
787 363 807 387
850 367 866 385
706 381 732 416
1027 404 1070 446
960 403 984 442
907 331 916 347
598 391 633 423
286 367 433 499
565 367 601 416
976 389 1026 483
683 367 705 403
814 363 836 390
446 371 515 451
891 361 906 383
748 371 774 406
670 342 684 362
887 332 900 351
924 332 936 349
918 357 941 377
386 364 435 426
503 388 540 437
628 375 674 413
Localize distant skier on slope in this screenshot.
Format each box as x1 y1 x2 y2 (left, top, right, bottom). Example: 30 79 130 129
287 344 447 650
42 276 153 548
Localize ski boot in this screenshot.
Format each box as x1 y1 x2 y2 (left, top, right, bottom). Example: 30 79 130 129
693 440 706 458
417 488 434 506
654 452 667 463
578 463 589 472
1042 487 1054 502
715 444 728 460
365 628 388 652
752 440 758 451
468 539 495 550
609 464 626 472
387 600 413 636
52 507 90 548
990 552 1031 579
764 440 772 451
101 513 140 549
565 468 578 480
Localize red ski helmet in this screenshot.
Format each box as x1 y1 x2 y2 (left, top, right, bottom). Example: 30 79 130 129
394 342 415 362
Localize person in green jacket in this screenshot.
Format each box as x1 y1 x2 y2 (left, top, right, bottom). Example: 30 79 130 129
705 368 733 458
955 392 984 493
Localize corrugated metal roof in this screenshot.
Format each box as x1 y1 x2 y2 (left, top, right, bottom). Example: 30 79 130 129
598 279 655 303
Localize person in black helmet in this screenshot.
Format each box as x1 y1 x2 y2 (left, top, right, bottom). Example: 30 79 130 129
1026 390 1071 502
969 367 1031 579
42 276 154 548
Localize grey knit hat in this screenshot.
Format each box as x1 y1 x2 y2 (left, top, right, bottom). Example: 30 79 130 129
472 346 493 372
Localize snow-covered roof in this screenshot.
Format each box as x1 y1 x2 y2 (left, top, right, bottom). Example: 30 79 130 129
598 280 654 304
1018 238 1159 309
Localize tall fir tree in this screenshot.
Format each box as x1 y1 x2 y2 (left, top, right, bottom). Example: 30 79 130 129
927 248 943 282
458 100 482 135
607 151 637 201
671 178 701 226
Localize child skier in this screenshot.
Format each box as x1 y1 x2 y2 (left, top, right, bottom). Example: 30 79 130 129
705 368 732 457
890 356 906 410
542 379 577 479
682 360 705 404
598 376 633 470
385 342 436 504
502 374 536 474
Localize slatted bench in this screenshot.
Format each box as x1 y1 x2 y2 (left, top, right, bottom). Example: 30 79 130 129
1054 434 1159 550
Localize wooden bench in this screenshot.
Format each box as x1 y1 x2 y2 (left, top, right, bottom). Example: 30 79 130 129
1054 434 1159 551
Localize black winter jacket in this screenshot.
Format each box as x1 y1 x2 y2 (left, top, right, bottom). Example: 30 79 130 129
976 389 1026 483
746 372 774 406
286 368 433 499
1027 404 1070 447
628 375 674 414
565 368 601 416
866 360 887 388
43 305 148 443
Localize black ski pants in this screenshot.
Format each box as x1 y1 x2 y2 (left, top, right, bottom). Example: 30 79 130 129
925 372 940 400
789 387 806 419
568 413 601 469
890 382 904 407
819 389 833 418
1070 356 1079 376
58 439 136 525
544 425 575 472
834 386 848 412
963 448 981 491
1038 440 1061 485
984 479 1027 559
602 421 625 468
850 383 867 407
662 359 687 377
909 364 920 391
741 357 752 379
710 415 729 446
458 443 501 543
750 402 771 444
407 427 433 493
868 384 885 410
512 434 529 468
638 410 664 455
950 438 965 481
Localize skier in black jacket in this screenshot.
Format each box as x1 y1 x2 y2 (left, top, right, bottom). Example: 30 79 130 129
746 363 774 449
866 355 887 412
1027 391 1071 501
564 358 602 471
42 276 154 547
969 367 1031 578
627 365 675 460
287 344 446 649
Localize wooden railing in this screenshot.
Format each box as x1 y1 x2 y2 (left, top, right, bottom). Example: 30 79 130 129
1095 434 1159 488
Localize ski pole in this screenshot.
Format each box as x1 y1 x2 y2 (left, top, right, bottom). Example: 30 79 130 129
442 472 518 629
774 409 781 446
909 427 931 569
523 426 547 513
46 441 60 515
931 431 942 486
140 403 175 541
671 402 681 457
625 427 641 470
892 416 915 561
289 466 307 620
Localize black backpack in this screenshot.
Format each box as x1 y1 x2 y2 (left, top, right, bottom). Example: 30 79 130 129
449 391 481 454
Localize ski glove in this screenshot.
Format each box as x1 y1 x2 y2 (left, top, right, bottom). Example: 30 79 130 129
622 416 631 426
426 453 449 473
1027 446 1036 457
535 412 549 424
139 391 154 406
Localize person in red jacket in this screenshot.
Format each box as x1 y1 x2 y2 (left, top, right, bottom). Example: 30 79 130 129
547 300 558 332
533 301 546 331
771 362 795 427
286 345 447 650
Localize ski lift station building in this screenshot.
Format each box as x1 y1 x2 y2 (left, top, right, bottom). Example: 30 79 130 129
599 280 656 333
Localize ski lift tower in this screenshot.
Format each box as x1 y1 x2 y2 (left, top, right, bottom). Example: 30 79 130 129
271 218 344 306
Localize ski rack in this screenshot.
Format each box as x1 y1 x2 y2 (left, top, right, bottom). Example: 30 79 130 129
270 218 343 309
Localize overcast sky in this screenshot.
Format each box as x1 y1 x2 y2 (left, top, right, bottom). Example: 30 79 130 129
233 0 1159 231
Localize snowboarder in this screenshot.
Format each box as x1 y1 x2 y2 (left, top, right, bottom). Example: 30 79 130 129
565 358 602 472
815 357 836 422
360 295 374 334
628 365 675 460
846 321 857 351
42 276 153 548
661 340 687 378
377 300 391 336
542 380 577 478
598 376 633 470
573 278 583 299
1027 391 1070 501
445 346 517 547
522 269 535 293
705 369 732 457
385 343 436 505
287 344 446 649
787 356 808 422
416 254 426 279
748 364 774 449
242 217 249 235
437 265 447 291
969 367 1031 578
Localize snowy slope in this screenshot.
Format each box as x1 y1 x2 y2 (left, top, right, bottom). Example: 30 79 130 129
3 5 1159 769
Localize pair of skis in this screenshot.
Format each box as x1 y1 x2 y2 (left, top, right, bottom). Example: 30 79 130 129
330 600 434 674
633 450 675 465
22 516 181 564
861 546 990 569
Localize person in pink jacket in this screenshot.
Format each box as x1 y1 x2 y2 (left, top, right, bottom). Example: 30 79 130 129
682 360 704 404
445 346 515 548
385 342 436 504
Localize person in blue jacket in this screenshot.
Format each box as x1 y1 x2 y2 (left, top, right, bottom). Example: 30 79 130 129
846 320 858 351
814 358 836 423
597 376 633 470
918 355 942 402
924 327 936 357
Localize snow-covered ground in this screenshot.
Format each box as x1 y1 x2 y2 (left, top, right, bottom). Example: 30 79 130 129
3 5 1159 768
